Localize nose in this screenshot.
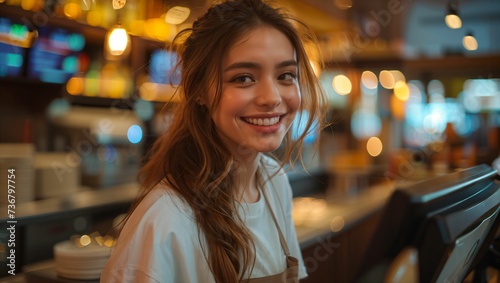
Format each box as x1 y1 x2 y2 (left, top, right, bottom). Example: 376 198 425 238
256 77 282 109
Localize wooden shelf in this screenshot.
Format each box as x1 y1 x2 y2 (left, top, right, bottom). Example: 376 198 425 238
403 54 500 78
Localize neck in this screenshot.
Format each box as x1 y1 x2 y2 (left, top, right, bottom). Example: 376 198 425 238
234 153 261 203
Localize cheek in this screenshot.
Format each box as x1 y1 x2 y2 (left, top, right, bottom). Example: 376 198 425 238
288 88 301 113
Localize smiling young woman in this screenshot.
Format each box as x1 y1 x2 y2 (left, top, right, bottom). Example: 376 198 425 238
101 0 329 282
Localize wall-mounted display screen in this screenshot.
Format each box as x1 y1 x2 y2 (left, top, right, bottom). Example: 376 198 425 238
27 26 85 84
0 17 28 77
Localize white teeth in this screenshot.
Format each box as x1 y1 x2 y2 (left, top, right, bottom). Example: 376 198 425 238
244 117 280 126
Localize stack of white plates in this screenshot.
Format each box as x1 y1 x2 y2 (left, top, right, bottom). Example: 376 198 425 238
0 143 35 205
54 240 113 280
34 152 80 199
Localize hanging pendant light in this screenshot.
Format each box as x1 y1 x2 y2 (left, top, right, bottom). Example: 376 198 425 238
445 1 462 29
106 24 130 57
105 0 130 59
462 31 478 51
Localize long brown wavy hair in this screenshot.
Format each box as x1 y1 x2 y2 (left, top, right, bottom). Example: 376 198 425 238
127 0 329 282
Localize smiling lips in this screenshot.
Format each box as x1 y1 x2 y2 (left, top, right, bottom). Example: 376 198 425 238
243 116 281 126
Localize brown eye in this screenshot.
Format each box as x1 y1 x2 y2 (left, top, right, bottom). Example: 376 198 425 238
278 72 297 81
231 75 254 84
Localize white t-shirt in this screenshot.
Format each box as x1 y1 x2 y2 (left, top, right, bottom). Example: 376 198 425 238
101 157 307 283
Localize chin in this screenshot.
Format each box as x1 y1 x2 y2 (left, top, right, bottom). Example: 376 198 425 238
256 142 282 153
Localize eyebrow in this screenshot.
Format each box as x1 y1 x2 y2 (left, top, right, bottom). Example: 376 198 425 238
223 60 298 72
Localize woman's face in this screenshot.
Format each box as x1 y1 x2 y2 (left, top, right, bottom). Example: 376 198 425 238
210 26 301 161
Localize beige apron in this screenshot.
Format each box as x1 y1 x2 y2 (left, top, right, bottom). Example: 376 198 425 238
239 185 300 283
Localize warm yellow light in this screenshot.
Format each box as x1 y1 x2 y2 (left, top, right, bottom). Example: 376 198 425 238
332 74 352 95
64 2 82 20
105 78 127 98
330 216 345 232
107 26 130 56
66 77 84 95
145 18 174 41
445 14 462 29
86 10 102 27
463 34 478 51
390 70 405 83
103 235 116 248
394 81 410 101
84 70 100 96
366 137 383 157
139 82 158 101
21 0 42 11
361 71 378 89
379 70 395 89
390 95 406 120
129 20 146 36
79 235 91 246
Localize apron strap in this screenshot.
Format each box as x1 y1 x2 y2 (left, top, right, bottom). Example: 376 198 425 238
259 166 291 257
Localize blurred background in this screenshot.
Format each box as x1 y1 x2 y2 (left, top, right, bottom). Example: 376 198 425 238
0 0 499 282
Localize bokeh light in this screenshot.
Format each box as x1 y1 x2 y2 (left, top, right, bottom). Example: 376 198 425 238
79 235 91 246
390 70 405 84
332 74 352 95
86 10 103 26
361 70 378 90
366 137 383 157
64 2 82 19
127 125 143 144
390 94 406 120
66 76 84 95
379 70 395 89
394 81 410 101
330 216 345 232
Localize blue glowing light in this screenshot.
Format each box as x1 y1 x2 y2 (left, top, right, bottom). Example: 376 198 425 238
351 109 382 139
291 111 318 144
127 125 143 144
67 33 85 52
62 56 79 73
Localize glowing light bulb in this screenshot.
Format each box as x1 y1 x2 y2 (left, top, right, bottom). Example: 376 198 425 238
445 3 462 30
463 33 478 51
445 13 462 29
106 26 130 56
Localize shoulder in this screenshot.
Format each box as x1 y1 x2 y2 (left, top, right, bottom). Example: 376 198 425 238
103 186 202 281
129 186 194 233
116 185 198 250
